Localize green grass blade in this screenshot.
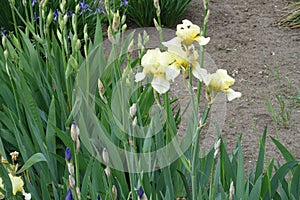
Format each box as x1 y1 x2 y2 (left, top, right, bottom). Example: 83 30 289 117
269 161 298 198
94 16 103 46
270 136 295 162
81 158 94 198
200 148 214 188
261 159 274 198
264 97 278 126
255 126 267 181
41 173 51 199
0 164 12 198
177 169 192 199
46 96 58 180
236 141 245 199
162 167 174 199
17 153 48 174
220 139 234 190
278 183 290 200
249 175 262 200
291 165 300 200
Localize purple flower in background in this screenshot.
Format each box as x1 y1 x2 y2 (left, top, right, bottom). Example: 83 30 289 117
33 12 39 22
95 6 104 14
53 9 60 21
137 186 144 198
67 11 73 17
65 147 72 163
120 0 128 7
32 0 38 7
0 29 9 38
65 189 73 200
97 195 101 200
79 0 92 15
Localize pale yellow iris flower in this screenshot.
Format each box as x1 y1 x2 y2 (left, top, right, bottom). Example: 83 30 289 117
162 37 209 82
8 174 24 195
176 19 210 46
135 19 241 104
135 48 179 94
204 69 241 103
0 175 27 198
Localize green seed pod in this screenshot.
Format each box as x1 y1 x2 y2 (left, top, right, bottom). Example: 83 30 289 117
60 0 66 13
121 24 127 32
57 30 62 44
11 34 21 50
46 10 53 26
121 15 126 25
75 4 80 15
4 50 9 61
127 39 134 56
2 35 7 49
58 14 64 31
75 39 81 52
72 15 77 33
63 14 68 26
143 30 149 45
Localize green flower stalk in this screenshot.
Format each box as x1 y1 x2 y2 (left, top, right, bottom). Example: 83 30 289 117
191 104 211 200
153 0 164 49
9 0 18 38
197 0 210 104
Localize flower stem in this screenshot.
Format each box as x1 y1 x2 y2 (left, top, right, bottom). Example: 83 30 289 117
73 143 80 200
208 158 215 200
10 2 19 38
197 0 209 105
191 106 211 200
191 129 200 200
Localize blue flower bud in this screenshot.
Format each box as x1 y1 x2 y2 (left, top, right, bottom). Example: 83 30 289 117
65 147 72 163
65 189 73 200
138 186 144 198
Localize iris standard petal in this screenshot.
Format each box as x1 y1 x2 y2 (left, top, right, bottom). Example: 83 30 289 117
165 65 181 81
192 63 209 82
176 19 201 46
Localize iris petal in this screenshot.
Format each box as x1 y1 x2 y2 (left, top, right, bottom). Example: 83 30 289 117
151 76 170 94
225 88 242 101
135 72 146 82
